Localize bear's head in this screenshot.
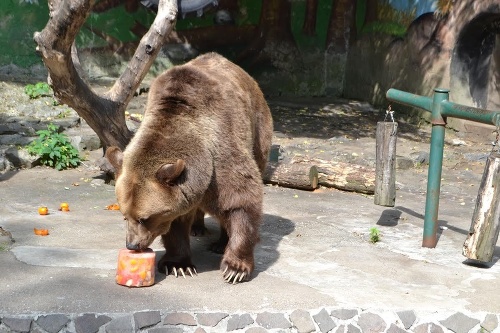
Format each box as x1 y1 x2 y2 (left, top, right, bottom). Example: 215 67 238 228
106 146 191 250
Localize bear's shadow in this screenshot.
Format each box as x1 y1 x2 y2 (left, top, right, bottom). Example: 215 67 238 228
153 213 295 282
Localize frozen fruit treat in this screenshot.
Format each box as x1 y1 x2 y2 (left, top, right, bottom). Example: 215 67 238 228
116 248 155 287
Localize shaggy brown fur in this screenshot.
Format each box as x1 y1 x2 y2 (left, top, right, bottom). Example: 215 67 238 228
106 53 273 283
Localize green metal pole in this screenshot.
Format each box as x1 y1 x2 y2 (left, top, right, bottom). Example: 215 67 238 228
422 88 449 248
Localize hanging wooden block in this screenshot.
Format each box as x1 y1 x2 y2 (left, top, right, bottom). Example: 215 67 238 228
374 121 398 207
463 152 500 262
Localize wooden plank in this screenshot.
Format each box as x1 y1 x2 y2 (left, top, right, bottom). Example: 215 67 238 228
463 152 500 262
374 121 398 207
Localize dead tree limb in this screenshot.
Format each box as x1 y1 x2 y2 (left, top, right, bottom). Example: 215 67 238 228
279 158 376 194
264 162 319 191
33 0 178 151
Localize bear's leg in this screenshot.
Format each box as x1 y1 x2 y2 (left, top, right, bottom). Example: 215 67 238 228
220 207 261 283
157 214 197 278
190 208 207 236
209 227 228 254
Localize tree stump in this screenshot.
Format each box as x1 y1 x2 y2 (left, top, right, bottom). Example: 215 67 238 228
374 121 398 206
463 152 500 262
264 162 319 191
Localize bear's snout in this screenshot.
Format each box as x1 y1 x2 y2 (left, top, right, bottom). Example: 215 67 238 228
126 242 142 251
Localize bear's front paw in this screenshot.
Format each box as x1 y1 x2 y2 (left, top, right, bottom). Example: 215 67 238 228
158 257 197 278
220 259 252 284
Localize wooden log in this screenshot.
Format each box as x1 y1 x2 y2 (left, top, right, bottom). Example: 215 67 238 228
463 152 500 262
316 162 375 194
263 158 375 193
264 162 319 191
374 121 398 207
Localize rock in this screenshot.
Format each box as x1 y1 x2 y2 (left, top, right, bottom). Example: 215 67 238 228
410 151 430 165
255 312 292 330
90 178 106 186
134 311 161 330
0 226 14 251
196 313 228 327
0 154 11 172
452 138 467 146
481 313 498 332
396 310 416 329
357 313 386 333
440 312 480 333
194 328 207 333
163 313 196 326
346 323 361 333
312 309 336 333
0 134 34 146
331 309 358 320
387 323 408 333
105 315 134 333
396 156 414 170
74 314 111 333
2 317 33 332
5 147 39 169
226 314 254 331
36 314 70 333
463 152 489 162
289 309 315 333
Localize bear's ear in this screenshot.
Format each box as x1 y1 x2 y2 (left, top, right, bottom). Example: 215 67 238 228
156 159 186 185
105 146 124 173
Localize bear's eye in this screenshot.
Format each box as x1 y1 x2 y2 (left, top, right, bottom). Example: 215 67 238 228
138 218 147 226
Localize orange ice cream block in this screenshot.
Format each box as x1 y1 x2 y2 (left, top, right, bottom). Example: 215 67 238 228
116 248 156 287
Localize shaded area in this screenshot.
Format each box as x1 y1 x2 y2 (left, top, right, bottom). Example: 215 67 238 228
268 99 423 142
451 12 500 108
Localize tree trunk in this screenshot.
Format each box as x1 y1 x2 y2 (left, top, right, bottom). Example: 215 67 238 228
302 0 318 36
325 0 356 53
33 0 178 152
364 0 378 27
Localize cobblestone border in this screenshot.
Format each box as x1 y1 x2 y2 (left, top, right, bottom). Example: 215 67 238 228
0 308 497 333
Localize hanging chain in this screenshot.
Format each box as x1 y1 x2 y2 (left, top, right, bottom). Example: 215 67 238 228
383 105 397 136
384 105 395 123
493 124 500 154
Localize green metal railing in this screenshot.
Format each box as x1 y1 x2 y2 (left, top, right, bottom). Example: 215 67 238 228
386 88 500 248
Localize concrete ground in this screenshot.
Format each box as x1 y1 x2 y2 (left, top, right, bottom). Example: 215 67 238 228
1 96 500 332
1 143 500 329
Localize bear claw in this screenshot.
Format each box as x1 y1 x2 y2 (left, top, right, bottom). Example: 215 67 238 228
222 266 248 284
172 266 197 278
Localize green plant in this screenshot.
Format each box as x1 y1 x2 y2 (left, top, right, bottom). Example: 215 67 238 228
56 109 72 119
369 227 381 243
27 123 80 170
24 82 52 99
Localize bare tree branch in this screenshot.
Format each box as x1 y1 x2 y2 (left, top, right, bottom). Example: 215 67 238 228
33 0 178 151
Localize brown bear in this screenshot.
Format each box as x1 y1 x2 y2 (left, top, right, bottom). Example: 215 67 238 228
106 52 273 283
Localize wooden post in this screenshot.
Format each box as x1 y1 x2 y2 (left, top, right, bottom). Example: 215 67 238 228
374 121 398 206
264 163 319 191
463 152 500 262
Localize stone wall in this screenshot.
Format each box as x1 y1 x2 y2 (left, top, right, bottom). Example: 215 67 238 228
344 0 500 132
